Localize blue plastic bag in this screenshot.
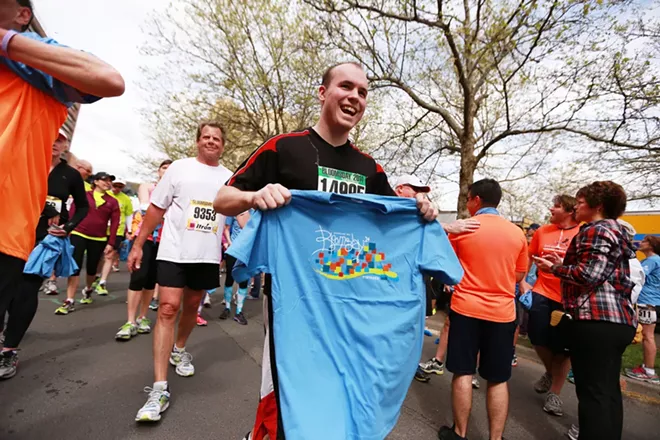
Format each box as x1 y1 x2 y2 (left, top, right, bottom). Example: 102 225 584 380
119 239 131 262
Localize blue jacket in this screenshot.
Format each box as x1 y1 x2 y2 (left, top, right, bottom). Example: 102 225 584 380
24 235 79 278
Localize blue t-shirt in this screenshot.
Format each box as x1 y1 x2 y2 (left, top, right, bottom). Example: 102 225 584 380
639 254 660 306
225 216 243 242
0 32 101 107
228 191 463 440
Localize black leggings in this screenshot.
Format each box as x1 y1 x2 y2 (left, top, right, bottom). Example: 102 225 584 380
70 234 107 276
2 273 42 349
224 254 248 289
569 320 635 440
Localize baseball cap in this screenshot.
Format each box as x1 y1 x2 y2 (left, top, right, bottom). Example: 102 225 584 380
113 176 127 186
57 128 69 141
393 174 431 193
527 223 541 232
93 172 116 181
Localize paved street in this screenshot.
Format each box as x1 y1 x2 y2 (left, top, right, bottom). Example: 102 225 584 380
2 268 659 440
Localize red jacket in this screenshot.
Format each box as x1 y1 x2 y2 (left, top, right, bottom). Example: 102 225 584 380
70 191 120 245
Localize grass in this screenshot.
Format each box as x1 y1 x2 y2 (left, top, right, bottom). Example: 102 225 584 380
516 335 660 372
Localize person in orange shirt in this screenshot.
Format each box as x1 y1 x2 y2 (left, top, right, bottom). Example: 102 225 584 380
0 0 124 316
439 178 528 440
519 195 580 417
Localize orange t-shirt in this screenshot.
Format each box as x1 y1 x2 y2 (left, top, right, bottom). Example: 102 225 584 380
449 214 528 323
528 223 580 303
0 65 68 261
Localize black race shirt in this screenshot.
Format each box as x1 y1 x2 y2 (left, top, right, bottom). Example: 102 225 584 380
228 128 395 196
36 159 89 241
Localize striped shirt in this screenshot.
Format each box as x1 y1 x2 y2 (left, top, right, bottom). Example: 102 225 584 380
552 219 636 327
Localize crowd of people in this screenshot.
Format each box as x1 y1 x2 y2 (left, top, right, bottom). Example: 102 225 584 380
1 2 659 440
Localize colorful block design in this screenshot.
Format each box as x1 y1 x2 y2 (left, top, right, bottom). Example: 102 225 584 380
315 242 398 281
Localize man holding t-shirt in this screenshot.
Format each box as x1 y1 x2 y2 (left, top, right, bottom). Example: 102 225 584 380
214 62 443 440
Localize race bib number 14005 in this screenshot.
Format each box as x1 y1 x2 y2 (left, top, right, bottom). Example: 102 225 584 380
186 200 220 233
317 166 366 194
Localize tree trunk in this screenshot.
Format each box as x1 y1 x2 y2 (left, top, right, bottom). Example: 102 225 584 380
457 139 476 219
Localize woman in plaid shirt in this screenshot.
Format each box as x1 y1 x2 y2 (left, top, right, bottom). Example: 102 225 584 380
535 181 636 440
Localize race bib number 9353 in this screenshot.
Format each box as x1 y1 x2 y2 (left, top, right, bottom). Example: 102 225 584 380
186 200 219 233
318 166 366 194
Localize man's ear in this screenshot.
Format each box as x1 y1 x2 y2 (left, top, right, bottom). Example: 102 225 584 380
318 85 327 107
16 6 32 29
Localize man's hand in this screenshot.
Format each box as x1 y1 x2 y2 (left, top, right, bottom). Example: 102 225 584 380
444 219 480 235
533 253 561 273
47 225 68 237
415 193 438 222
251 184 291 210
48 215 60 227
519 280 532 294
127 244 143 273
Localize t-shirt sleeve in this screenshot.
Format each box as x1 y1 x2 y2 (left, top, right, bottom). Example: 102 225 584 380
225 216 233 227
528 228 540 257
516 237 529 273
227 210 269 283
367 162 395 196
0 32 102 106
227 138 280 191
417 221 464 286
150 162 177 210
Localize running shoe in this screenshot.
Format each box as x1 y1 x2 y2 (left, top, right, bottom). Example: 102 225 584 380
135 385 170 422
512 353 518 367
567 424 579 440
567 368 575 384
246 295 260 300
438 425 467 440
137 317 152 334
42 279 58 295
471 376 480 389
242 432 252 440
543 392 563 416
219 308 231 320
111 264 120 272
95 282 109 296
203 294 212 308
414 367 430 383
196 315 208 326
234 312 248 325
115 322 138 340
149 299 159 311
90 276 101 291
55 300 75 315
419 357 444 375
169 349 195 377
80 287 94 305
625 365 660 384
0 350 18 380
534 372 552 394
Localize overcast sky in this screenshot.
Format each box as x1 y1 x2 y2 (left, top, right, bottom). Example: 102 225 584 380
34 0 167 181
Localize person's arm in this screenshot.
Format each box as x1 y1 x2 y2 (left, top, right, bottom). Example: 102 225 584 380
442 219 480 235
223 224 232 247
0 29 125 98
515 235 530 283
64 173 89 233
549 226 616 287
133 204 166 248
137 183 152 210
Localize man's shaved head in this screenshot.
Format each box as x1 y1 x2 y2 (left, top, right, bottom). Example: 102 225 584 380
321 62 364 87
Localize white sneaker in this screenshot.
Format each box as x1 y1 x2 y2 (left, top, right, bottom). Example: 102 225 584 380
471 376 480 389
115 322 138 340
135 385 170 422
169 349 195 377
203 293 212 308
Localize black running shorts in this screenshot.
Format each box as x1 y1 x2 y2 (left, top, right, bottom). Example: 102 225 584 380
157 260 220 291
70 234 107 277
446 310 516 383
128 241 159 291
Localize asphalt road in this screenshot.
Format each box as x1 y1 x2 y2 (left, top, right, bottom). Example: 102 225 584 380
1 268 659 440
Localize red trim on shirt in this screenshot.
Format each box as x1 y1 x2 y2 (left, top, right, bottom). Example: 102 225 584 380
348 143 385 174
228 130 310 186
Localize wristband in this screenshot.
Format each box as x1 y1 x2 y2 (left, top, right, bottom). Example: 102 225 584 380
1 30 18 57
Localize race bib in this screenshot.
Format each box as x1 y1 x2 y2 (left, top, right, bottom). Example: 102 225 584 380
46 196 62 214
186 200 220 233
317 166 366 194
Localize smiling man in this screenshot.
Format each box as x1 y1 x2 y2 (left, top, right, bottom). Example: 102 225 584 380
214 62 439 440
128 121 233 423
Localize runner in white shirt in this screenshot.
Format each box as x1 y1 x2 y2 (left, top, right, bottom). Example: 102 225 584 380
128 121 233 422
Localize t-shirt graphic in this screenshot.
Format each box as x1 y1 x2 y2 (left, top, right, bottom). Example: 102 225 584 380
228 191 463 440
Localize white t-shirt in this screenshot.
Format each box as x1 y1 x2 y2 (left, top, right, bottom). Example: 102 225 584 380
151 157 233 264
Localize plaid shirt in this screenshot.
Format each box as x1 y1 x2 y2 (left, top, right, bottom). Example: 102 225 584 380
552 219 637 327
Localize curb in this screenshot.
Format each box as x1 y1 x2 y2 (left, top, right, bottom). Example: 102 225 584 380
424 315 660 405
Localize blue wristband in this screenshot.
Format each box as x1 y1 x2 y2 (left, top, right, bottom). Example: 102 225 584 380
1 30 18 57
